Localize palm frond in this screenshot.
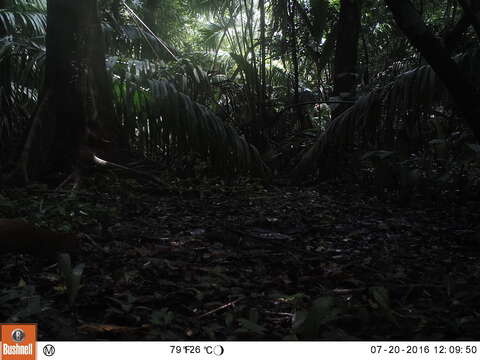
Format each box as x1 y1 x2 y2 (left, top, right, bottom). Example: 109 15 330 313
103 20 177 61
292 48 480 179
0 10 46 36
197 21 228 51
113 75 268 177
230 52 259 87
186 0 233 17
11 0 46 12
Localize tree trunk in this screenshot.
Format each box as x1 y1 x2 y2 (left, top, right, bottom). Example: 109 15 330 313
88 3 119 150
315 26 336 79
385 0 480 142
144 0 160 31
9 0 116 184
110 0 121 20
442 0 480 53
457 0 480 39
443 14 471 52
0 0 10 102
288 0 304 128
332 0 361 119
259 0 266 120
0 0 11 163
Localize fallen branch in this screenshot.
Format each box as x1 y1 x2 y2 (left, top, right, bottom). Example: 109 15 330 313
197 297 244 319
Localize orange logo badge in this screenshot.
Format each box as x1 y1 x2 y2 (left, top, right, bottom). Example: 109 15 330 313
1 324 36 360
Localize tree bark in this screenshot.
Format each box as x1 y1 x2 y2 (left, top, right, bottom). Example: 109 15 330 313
332 0 361 118
9 0 116 183
385 0 480 142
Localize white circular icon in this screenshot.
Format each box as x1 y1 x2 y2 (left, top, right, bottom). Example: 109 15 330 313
11 329 25 343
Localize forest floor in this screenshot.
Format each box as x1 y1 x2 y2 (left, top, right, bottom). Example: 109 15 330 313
1 170 480 340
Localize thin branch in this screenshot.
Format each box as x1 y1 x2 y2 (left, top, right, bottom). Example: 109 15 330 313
197 297 244 319
121 0 178 61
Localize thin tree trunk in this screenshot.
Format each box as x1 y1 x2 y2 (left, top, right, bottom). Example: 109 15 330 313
0 0 11 159
332 0 361 119
288 0 303 128
457 0 480 39
88 2 119 151
110 0 121 20
259 0 266 120
361 31 370 85
385 0 480 142
144 0 160 30
313 26 336 89
295 0 333 92
0 0 10 98
443 14 471 52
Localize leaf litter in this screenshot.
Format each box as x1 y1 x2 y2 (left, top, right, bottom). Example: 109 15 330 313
1 174 480 340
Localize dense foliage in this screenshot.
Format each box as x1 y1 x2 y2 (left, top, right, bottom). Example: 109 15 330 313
1 0 478 186
1 0 480 341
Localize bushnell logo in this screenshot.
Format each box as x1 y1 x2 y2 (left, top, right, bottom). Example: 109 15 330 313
1 323 36 360
11 329 25 343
